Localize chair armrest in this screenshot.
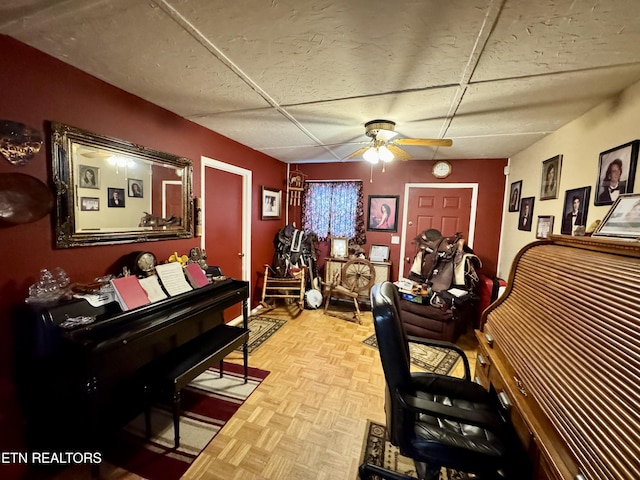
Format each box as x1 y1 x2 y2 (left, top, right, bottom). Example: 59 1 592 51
406 335 471 380
396 389 504 432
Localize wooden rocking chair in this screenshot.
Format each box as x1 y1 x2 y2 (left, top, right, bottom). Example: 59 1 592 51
261 264 306 311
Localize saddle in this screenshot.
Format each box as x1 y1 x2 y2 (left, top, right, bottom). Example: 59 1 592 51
409 229 462 291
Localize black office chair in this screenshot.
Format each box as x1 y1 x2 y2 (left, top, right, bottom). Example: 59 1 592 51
359 281 522 480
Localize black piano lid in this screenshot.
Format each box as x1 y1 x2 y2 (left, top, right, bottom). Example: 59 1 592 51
30 277 245 355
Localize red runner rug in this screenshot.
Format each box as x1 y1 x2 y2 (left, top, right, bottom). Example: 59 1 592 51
105 362 269 480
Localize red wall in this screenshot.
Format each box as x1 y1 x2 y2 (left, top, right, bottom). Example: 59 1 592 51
289 158 507 280
0 35 286 467
0 34 506 471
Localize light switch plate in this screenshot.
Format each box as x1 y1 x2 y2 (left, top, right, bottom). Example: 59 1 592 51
391 236 400 244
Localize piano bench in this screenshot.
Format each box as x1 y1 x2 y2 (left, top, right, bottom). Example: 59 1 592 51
144 324 250 448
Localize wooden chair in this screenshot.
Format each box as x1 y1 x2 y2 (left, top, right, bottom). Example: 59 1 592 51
261 264 306 311
323 258 375 324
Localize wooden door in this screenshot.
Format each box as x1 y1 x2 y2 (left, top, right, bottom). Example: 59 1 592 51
205 167 243 320
403 187 473 276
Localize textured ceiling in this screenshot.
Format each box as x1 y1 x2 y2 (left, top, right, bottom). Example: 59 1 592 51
2 0 640 164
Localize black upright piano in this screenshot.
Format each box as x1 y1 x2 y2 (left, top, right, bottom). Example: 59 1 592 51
15 278 249 452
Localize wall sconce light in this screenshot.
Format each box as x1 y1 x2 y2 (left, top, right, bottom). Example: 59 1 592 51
194 197 202 237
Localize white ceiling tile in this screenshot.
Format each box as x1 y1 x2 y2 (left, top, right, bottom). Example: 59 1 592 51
2 0 640 163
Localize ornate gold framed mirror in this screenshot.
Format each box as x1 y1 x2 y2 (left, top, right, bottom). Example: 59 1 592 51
51 122 193 248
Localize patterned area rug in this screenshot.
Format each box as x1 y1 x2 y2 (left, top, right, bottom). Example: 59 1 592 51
362 334 460 374
242 316 287 353
360 420 474 480
105 362 269 480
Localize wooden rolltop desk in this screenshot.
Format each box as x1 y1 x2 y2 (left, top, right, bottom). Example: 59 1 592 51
475 235 640 480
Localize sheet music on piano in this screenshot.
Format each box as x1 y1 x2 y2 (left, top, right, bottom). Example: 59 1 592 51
155 262 193 296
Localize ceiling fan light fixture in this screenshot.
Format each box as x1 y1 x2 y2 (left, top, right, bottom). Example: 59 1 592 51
378 145 394 162
363 147 379 164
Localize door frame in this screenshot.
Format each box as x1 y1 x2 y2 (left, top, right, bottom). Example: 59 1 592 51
162 180 181 218
201 157 252 288
399 183 479 279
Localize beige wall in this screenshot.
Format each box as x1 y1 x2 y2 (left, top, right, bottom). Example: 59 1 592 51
498 79 640 278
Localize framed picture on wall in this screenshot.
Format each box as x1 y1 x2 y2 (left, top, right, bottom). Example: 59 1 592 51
79 165 100 189
536 215 554 239
508 180 522 212
560 186 591 235
128 178 143 198
261 186 281 220
518 197 534 231
107 187 125 208
80 197 100 211
367 195 399 232
594 140 639 206
540 155 562 200
593 193 640 238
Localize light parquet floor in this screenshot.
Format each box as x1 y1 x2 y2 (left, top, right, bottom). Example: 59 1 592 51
34 303 478 480
183 303 478 480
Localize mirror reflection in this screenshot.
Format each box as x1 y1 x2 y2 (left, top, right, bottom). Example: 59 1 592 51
52 122 193 248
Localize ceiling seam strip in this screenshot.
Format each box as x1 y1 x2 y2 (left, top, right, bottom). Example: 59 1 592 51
153 0 341 161
0 0 105 31
438 0 507 140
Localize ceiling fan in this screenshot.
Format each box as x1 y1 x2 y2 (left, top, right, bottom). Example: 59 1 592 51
346 119 452 163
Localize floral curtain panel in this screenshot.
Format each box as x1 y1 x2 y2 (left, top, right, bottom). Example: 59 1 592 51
302 181 366 244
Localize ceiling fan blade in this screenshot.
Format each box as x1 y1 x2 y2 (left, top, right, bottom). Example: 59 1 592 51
375 129 398 142
344 146 369 160
387 145 412 161
395 138 453 147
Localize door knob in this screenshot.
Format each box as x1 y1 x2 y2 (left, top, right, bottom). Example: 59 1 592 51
408 221 413 226
238 252 244 257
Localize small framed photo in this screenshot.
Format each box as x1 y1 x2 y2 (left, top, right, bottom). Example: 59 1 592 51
330 237 348 258
508 180 522 212
367 195 399 232
261 186 281 220
107 187 125 208
593 193 640 239
595 140 639 206
540 155 562 200
560 186 591 235
518 197 535 231
369 244 390 262
79 165 100 189
80 197 100 211
128 179 143 198
536 215 554 239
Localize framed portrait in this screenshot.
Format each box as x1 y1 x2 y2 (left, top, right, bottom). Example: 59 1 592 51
80 197 99 211
107 187 125 208
128 178 143 198
560 186 591 235
508 180 522 212
540 155 562 200
518 197 535 231
594 140 639 206
536 215 554 239
330 237 348 258
367 195 399 232
79 165 100 189
593 193 640 239
261 186 282 220
369 244 390 262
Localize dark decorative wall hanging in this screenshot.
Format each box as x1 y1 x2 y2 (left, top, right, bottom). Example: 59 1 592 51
0 120 43 166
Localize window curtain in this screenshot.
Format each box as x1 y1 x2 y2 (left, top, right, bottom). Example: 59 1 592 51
302 181 366 244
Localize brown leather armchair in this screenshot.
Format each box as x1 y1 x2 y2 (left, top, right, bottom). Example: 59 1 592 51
399 292 475 342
